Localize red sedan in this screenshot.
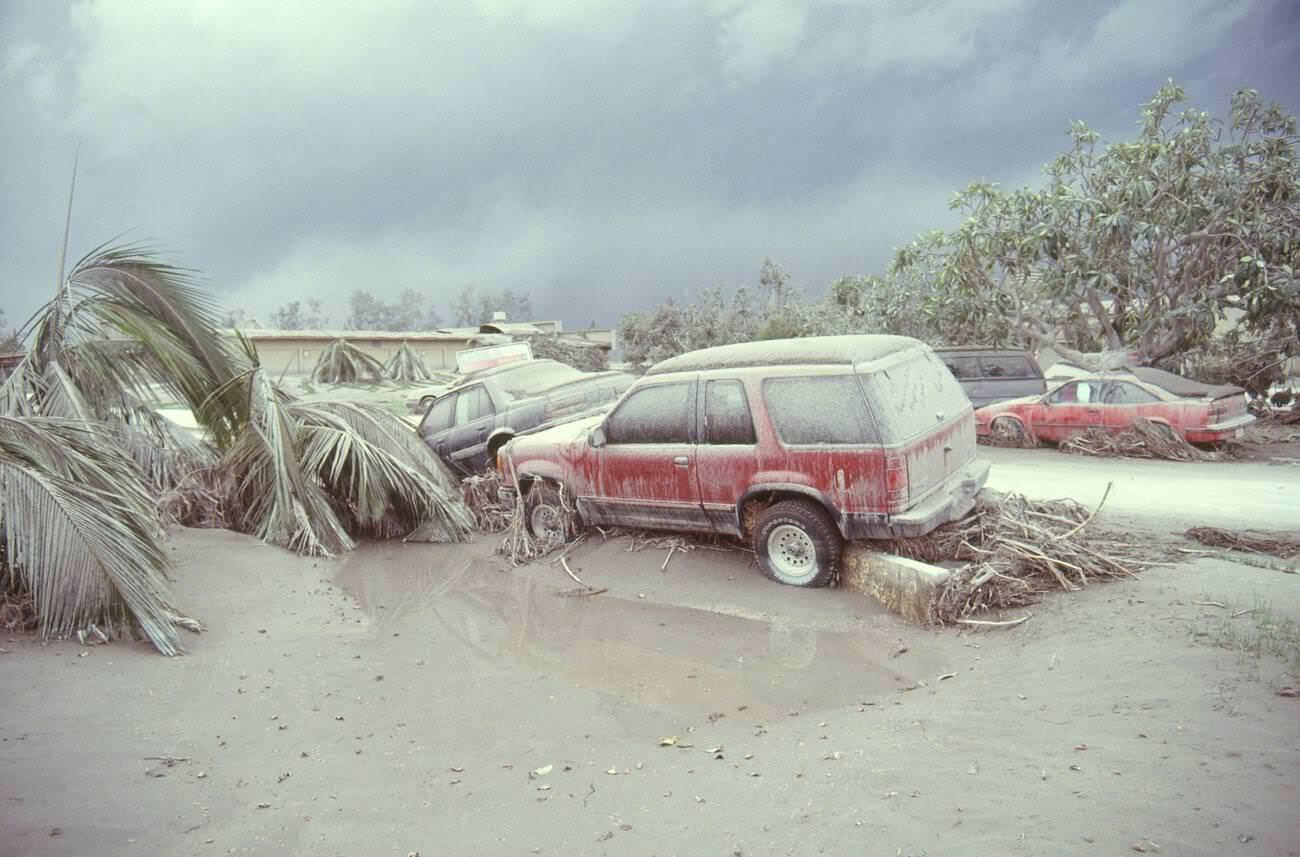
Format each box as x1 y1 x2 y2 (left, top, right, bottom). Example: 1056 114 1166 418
974 368 1254 445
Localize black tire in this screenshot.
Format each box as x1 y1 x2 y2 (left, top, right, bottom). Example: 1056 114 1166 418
524 482 577 549
752 500 841 588
991 416 1027 444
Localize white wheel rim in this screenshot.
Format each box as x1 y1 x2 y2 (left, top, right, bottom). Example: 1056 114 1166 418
530 504 563 544
768 524 816 579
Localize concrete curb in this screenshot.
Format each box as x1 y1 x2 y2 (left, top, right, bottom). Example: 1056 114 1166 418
841 544 952 625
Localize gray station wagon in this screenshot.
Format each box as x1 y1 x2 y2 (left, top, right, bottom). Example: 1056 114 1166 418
934 347 1046 408
417 359 634 476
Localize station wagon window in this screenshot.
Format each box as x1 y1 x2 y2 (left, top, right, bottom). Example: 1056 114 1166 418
979 355 1037 378
942 356 981 379
454 385 494 425
763 376 875 445
604 382 692 444
423 393 456 433
704 380 756 445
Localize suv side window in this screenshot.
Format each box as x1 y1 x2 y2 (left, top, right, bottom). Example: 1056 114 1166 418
605 382 693 444
704 380 756 445
423 393 456 433
763 376 875 444
454 385 494 425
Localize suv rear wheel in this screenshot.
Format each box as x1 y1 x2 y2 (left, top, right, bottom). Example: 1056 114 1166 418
752 500 841 588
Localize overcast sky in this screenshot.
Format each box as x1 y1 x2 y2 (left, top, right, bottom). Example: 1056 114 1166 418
2 0 1297 332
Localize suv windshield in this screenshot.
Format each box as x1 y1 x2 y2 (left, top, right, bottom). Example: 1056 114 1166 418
863 350 971 441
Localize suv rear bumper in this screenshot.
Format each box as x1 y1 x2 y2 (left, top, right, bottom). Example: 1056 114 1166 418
843 459 991 540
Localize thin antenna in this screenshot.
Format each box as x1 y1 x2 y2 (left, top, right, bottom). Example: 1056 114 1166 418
56 144 80 290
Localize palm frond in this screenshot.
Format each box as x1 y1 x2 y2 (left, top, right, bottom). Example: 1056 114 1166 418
18 243 246 446
0 416 193 654
220 369 354 556
115 397 218 492
384 341 433 382
290 400 474 541
311 339 387 385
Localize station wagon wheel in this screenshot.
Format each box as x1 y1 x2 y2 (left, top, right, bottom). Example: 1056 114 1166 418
525 482 575 550
752 500 841 588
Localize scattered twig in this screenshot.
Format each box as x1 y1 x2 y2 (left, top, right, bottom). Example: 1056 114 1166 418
1058 481 1112 540
1193 600 1228 608
560 556 587 588
660 546 676 572
955 614 1031 628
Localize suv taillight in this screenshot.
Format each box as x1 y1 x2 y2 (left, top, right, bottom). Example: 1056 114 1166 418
885 451 908 511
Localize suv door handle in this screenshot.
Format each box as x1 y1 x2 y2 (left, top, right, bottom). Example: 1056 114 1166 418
673 456 689 467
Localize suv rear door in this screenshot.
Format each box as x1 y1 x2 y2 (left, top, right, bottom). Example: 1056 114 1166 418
693 378 761 534
860 349 975 509
581 378 709 531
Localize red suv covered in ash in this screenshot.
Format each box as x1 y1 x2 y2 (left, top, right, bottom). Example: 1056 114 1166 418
499 335 990 587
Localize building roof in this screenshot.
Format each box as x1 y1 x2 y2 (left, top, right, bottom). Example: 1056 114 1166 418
232 328 506 343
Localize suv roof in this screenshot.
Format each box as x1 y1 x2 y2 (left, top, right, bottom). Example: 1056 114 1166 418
644 335 922 376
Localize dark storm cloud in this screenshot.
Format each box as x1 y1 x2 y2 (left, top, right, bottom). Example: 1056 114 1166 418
1 0 1297 331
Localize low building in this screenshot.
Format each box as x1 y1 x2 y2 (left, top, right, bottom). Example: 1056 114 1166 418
236 323 615 377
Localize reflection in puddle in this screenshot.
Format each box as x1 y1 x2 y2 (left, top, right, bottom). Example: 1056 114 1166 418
336 542 943 718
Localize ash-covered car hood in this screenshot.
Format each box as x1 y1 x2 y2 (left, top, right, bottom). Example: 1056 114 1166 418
512 413 604 446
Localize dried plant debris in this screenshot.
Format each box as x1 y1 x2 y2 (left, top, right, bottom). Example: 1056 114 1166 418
1184 527 1300 560
497 482 583 565
156 466 231 528
0 589 37 632
1060 418 1211 461
878 489 1164 624
460 472 512 533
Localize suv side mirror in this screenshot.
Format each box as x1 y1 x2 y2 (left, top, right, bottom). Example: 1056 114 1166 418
589 426 606 448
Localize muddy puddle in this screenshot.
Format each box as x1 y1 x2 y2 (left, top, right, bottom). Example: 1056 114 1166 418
336 542 947 718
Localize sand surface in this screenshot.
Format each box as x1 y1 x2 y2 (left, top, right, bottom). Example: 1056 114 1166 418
2 525 1298 857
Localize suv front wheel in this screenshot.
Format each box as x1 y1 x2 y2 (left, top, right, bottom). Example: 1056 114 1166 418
752 500 841 588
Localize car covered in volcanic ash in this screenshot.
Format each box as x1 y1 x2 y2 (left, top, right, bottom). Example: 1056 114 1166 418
974 366 1254 445
498 335 991 588
417 359 634 476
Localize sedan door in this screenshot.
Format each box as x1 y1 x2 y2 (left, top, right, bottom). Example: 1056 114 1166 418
1035 381 1105 441
443 384 498 474
582 379 708 531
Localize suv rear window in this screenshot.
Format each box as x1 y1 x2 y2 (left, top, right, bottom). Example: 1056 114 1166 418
763 376 877 444
863 351 971 441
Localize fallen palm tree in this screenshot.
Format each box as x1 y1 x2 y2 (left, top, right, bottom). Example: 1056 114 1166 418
311 338 387 384
1060 417 1209 461
877 487 1162 623
2 231 474 653
219 365 473 555
385 341 433 383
